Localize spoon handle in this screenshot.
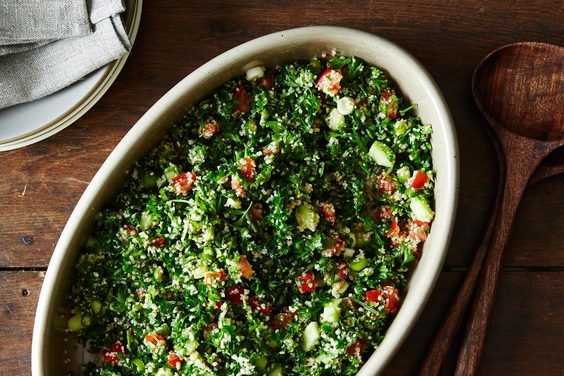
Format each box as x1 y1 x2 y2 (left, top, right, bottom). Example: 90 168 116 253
418 129 506 376
454 144 542 375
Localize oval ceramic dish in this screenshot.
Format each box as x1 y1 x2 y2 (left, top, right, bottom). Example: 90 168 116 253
32 26 459 376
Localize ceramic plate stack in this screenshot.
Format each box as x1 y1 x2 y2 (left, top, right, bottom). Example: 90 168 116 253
0 0 142 152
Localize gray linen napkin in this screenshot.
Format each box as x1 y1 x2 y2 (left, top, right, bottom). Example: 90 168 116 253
0 0 130 110
0 1 91 43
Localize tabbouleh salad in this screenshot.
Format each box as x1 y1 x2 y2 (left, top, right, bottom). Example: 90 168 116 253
68 55 435 376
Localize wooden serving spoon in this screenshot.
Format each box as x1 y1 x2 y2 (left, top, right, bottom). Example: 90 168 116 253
455 42 564 375
419 42 564 376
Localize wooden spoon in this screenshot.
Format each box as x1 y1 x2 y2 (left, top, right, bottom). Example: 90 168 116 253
419 42 563 376
454 42 564 375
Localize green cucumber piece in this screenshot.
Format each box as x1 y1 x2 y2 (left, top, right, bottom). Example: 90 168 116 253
321 298 342 323
396 166 411 183
349 257 369 271
410 196 434 222
326 108 346 130
295 203 320 232
68 313 82 332
368 141 395 168
164 165 179 180
302 321 321 351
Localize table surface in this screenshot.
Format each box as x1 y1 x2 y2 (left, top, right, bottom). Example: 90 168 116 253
1 1 563 375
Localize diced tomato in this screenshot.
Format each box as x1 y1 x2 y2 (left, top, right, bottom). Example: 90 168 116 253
346 339 366 359
239 157 256 181
407 220 430 242
297 271 317 293
213 300 223 313
258 74 275 90
153 237 166 247
168 351 183 367
238 255 254 280
411 170 429 189
231 176 246 198
235 83 251 114
144 333 166 349
373 205 392 221
316 68 343 96
377 173 396 195
250 203 265 221
319 202 336 225
380 89 398 119
204 269 226 286
322 236 345 257
271 312 295 329
226 284 245 305
171 172 197 195
366 286 400 314
199 119 220 139
249 296 271 315
102 341 125 364
336 260 350 281
386 220 400 238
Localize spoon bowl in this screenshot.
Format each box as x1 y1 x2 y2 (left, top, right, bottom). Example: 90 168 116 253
472 42 564 141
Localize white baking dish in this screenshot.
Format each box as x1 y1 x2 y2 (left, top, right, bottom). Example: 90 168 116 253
32 26 458 375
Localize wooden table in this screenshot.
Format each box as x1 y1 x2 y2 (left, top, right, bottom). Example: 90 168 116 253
1 1 562 374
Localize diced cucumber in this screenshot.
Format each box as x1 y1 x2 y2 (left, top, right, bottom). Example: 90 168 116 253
410 196 434 222
140 211 157 230
141 174 158 188
133 358 145 372
68 313 82 332
164 165 179 180
246 65 265 81
184 340 199 354
349 257 369 271
156 323 170 336
191 264 208 279
269 366 283 376
396 166 411 183
255 356 268 370
368 141 395 168
343 248 355 259
326 108 346 130
302 321 321 351
295 203 320 232
393 119 407 136
336 96 355 115
91 299 102 314
321 298 342 323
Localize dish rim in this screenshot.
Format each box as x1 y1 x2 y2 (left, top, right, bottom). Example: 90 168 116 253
32 25 459 376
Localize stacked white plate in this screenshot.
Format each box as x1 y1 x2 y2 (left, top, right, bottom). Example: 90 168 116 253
0 0 142 152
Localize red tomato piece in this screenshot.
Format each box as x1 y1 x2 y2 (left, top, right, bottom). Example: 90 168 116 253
250 203 265 221
144 333 166 349
346 339 366 359
204 269 226 286
377 173 396 195
199 119 220 139
336 260 351 281
316 68 343 95
171 172 197 196
226 284 245 305
231 176 246 198
238 255 254 280
271 312 295 329
411 170 429 189
168 351 183 367
249 296 271 315
386 220 400 238
235 83 251 114
239 157 256 181
380 89 398 119
366 286 400 314
102 341 125 364
297 271 317 293
153 237 166 247
213 300 223 313
407 220 430 243
319 202 336 225
258 74 275 90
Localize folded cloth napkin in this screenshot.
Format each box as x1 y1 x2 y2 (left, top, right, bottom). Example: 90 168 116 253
0 0 130 110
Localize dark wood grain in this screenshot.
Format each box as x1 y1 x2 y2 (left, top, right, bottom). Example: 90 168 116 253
0 1 563 375
454 43 564 375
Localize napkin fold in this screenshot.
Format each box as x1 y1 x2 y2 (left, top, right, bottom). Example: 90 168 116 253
0 0 130 110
